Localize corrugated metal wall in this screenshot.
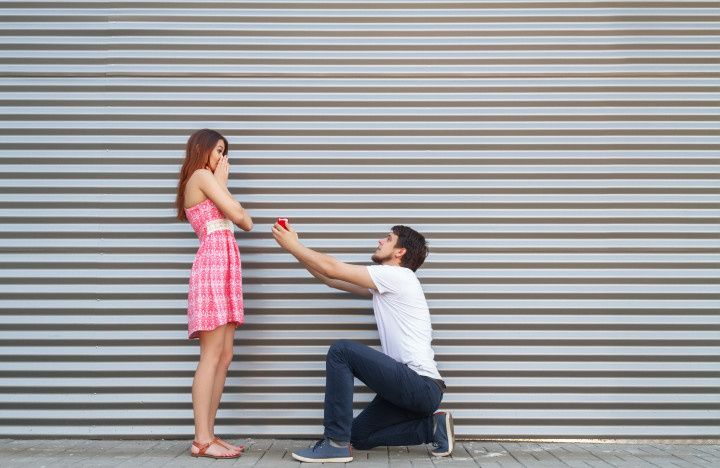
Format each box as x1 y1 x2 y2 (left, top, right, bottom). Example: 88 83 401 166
0 1 718 439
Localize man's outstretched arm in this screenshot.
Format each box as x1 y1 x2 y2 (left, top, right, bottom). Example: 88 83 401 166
272 222 375 297
306 265 373 297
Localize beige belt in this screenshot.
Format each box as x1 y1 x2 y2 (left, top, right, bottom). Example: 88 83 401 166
205 218 233 235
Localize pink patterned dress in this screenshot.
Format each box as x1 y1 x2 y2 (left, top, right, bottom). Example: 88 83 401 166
185 198 244 339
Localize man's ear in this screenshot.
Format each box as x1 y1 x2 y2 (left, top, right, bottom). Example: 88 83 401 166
394 247 407 260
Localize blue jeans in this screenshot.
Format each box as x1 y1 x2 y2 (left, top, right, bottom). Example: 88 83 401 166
323 339 444 449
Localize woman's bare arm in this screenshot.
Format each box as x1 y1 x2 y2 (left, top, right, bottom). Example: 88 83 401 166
192 169 253 231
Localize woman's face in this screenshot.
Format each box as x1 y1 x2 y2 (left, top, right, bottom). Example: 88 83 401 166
206 139 226 171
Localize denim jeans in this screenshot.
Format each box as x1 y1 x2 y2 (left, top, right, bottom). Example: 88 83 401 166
322 339 444 449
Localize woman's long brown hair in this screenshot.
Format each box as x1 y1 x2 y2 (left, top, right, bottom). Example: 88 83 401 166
176 129 228 221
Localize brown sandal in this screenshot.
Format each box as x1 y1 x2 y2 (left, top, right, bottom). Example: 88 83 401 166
216 437 246 453
191 437 242 459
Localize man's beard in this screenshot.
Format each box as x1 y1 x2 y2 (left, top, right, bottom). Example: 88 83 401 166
371 251 392 265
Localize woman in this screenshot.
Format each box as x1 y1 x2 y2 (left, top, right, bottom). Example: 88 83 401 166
176 129 253 459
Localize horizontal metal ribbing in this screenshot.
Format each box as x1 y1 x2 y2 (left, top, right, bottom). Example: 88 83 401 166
0 1 718 439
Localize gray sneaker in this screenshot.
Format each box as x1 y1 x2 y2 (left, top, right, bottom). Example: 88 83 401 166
431 411 454 457
291 438 353 463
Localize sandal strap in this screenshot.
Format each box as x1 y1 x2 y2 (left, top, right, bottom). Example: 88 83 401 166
193 437 242 457
215 437 244 451
209 437 231 454
192 440 211 456
216 438 232 450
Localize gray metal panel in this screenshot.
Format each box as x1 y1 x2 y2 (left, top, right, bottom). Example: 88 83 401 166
0 1 718 439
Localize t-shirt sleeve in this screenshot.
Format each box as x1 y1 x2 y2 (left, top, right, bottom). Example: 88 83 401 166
367 265 403 295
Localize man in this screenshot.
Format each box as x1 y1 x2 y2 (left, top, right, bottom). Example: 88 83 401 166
271 222 454 463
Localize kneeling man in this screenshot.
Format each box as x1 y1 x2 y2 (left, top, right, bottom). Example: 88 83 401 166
272 222 454 463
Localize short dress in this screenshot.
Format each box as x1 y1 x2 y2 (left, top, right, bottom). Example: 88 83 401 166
184 198 244 339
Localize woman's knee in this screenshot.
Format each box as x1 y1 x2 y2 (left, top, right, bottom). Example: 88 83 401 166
199 325 233 362
199 340 224 365
199 349 223 366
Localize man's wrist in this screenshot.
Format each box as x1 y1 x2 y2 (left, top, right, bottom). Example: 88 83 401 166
291 243 320 271
287 239 304 256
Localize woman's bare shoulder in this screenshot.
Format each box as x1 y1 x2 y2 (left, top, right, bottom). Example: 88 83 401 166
188 168 212 181
187 168 215 189
184 169 214 208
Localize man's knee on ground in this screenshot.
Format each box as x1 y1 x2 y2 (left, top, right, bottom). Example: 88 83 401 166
350 427 374 450
350 437 374 450
350 418 374 450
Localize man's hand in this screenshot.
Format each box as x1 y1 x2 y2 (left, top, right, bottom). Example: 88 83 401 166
271 220 300 252
271 221 377 292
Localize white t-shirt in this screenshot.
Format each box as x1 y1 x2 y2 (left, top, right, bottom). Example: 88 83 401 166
366 264 442 380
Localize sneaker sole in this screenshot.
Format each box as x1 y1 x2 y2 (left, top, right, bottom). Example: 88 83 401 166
431 412 455 457
291 453 353 463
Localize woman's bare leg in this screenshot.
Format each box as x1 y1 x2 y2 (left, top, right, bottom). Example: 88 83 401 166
191 324 236 457
208 324 243 452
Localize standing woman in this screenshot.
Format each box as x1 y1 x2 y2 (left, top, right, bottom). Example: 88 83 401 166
176 129 253 459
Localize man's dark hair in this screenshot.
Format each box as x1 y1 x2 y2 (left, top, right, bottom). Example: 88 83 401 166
392 225 429 272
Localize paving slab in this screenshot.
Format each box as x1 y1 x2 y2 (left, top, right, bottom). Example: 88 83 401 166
1 439 718 467
462 441 524 468
118 439 187 468
553 444 615 468
231 438 273 467
6 439 87 467
255 439 302 468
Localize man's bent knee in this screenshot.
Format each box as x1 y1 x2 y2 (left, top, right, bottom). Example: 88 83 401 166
327 339 355 359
